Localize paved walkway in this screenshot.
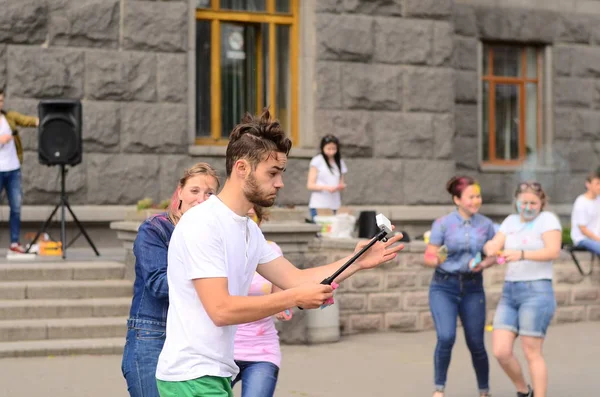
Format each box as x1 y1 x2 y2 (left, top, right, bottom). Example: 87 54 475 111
0 322 596 397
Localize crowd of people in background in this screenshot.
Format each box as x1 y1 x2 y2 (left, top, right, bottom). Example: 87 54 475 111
3 95 595 397
114 121 600 397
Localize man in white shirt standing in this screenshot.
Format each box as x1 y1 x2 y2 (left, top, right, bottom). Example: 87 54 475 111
155 110 404 397
0 89 39 253
570 170 600 255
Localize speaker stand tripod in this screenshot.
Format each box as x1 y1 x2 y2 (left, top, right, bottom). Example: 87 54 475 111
25 165 100 259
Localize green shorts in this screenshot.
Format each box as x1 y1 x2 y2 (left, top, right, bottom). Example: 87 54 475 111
156 376 233 397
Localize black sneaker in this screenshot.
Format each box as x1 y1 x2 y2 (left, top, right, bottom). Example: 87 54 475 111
517 385 533 397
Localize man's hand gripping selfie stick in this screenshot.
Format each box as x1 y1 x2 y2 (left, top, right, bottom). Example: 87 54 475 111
299 214 394 310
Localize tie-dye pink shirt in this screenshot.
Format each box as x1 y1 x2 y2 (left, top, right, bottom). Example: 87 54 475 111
233 242 283 367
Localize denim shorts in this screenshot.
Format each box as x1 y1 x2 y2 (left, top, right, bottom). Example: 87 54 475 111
493 280 556 338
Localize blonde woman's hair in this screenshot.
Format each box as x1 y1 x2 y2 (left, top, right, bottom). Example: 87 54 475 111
167 162 220 224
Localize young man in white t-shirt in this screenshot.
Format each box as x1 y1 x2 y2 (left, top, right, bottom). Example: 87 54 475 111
570 170 600 255
0 89 39 253
155 110 404 397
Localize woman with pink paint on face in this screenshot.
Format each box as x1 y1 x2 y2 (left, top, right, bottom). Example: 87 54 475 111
121 163 220 397
232 205 291 397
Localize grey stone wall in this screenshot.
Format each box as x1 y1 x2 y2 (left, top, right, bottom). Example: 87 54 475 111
1 0 598 207
454 3 600 204
0 0 190 205
304 239 600 336
309 0 457 207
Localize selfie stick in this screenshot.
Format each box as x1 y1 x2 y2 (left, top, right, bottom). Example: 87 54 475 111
298 214 394 309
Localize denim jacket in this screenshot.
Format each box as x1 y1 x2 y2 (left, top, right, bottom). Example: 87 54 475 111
127 214 174 331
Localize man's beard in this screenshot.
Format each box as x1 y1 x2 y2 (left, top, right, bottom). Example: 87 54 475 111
244 172 277 207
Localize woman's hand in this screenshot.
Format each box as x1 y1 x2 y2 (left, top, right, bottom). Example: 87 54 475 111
470 255 498 272
501 250 522 263
326 186 338 193
275 310 292 321
0 135 12 144
355 232 405 270
337 183 347 191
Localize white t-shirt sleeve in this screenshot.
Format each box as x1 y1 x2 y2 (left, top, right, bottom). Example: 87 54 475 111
341 159 348 175
258 235 282 265
179 224 227 280
572 197 590 228
309 155 322 169
538 211 562 233
499 214 517 234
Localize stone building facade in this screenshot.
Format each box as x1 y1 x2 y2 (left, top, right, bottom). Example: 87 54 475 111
1 0 600 209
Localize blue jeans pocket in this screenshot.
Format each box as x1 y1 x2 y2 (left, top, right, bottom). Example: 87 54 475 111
136 329 166 340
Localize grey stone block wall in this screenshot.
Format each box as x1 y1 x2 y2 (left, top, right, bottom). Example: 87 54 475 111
307 3 457 207
1 0 188 205
305 240 600 336
454 4 600 205
1 0 598 206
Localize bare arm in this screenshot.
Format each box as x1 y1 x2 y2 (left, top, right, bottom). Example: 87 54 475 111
258 256 358 289
523 230 562 261
193 278 332 327
483 231 506 256
258 233 404 289
307 166 332 192
423 244 441 268
578 225 600 242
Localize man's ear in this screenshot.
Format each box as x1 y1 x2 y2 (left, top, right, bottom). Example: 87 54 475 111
234 159 250 178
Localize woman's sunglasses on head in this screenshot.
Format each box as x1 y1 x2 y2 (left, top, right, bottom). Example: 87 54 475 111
518 182 542 192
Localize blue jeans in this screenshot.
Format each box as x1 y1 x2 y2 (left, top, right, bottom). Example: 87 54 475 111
121 323 166 397
0 169 22 243
493 280 556 338
232 361 279 397
576 238 600 256
429 270 489 393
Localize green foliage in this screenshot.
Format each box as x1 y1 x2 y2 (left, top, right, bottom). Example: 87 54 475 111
136 198 154 211
136 197 171 211
562 227 572 246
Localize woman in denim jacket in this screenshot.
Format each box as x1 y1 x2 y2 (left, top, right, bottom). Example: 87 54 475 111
121 163 220 397
423 176 497 397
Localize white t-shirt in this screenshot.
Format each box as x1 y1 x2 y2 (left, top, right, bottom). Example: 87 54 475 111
499 211 562 281
308 155 348 210
570 194 600 245
155 195 281 381
0 115 20 172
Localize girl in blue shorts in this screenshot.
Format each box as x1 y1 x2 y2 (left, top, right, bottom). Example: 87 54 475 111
484 182 561 397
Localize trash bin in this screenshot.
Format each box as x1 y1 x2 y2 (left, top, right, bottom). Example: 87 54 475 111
306 302 340 344
357 211 378 238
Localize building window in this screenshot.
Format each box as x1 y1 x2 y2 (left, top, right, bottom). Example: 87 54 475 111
195 0 298 145
481 44 543 165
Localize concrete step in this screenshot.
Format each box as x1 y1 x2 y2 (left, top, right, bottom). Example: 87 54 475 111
0 297 131 320
0 337 125 358
0 317 127 342
0 280 132 300
0 261 125 281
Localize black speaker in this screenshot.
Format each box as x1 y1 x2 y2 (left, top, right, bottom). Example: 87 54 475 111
38 99 82 166
357 211 378 238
